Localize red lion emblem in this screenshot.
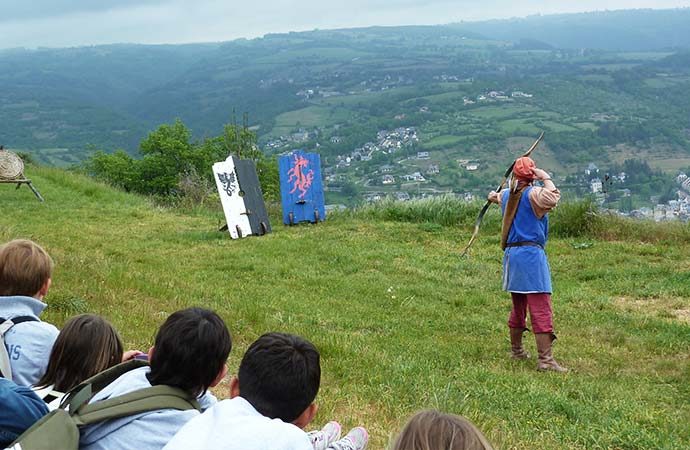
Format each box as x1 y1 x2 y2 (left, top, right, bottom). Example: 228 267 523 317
288 155 314 199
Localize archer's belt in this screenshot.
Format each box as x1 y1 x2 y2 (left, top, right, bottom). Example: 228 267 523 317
505 241 544 250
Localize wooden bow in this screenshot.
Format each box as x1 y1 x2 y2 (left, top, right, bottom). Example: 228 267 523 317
460 131 544 258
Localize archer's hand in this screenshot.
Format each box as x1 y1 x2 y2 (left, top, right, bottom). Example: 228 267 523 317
532 168 550 181
487 190 500 204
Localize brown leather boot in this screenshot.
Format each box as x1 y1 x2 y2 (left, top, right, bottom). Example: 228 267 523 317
535 333 568 372
510 327 530 359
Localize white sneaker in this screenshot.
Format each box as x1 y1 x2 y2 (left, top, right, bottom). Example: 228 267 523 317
328 427 368 450
308 421 342 450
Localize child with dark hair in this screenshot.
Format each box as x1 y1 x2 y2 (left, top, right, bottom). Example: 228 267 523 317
33 314 143 409
237 332 321 423
391 410 494 450
0 239 59 386
163 332 368 450
78 307 232 450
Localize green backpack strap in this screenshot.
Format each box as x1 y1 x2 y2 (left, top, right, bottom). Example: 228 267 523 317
8 409 80 450
8 382 200 450
72 385 201 426
61 359 149 411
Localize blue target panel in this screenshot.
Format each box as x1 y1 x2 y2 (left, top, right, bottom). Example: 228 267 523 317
278 150 326 225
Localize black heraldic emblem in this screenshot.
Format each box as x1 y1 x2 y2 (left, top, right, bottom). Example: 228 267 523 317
218 172 238 197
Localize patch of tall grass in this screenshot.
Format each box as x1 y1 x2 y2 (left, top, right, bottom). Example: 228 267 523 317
549 197 599 237
592 211 690 243
333 195 501 229
337 196 690 242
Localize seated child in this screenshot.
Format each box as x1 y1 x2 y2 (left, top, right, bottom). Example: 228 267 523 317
78 307 232 450
0 239 59 386
163 332 368 450
391 409 494 450
33 314 143 409
0 377 49 447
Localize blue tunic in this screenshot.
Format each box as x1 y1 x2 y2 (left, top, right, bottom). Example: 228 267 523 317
500 186 552 294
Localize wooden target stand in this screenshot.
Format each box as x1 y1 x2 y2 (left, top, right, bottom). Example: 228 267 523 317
0 149 44 202
213 156 271 239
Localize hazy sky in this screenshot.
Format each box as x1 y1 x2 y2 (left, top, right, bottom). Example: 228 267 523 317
1 0 690 49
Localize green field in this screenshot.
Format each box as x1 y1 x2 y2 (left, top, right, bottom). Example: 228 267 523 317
254 47 373 64
468 104 539 120
497 119 541 134
423 134 465 149
2 166 689 449
268 106 354 137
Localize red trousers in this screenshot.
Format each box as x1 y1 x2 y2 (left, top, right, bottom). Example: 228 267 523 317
508 292 553 333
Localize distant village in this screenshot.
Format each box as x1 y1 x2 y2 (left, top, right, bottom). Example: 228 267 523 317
258 81 689 222
578 163 690 222
332 127 418 168
264 85 535 152
621 173 689 222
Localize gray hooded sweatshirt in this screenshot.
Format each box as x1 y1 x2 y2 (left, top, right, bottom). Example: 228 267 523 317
0 295 59 386
79 366 217 450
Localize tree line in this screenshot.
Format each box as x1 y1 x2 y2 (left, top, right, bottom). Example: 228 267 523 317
84 119 279 203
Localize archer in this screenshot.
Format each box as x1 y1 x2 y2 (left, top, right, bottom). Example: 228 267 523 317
487 156 568 373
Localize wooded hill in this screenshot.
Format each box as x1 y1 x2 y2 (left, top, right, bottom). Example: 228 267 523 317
3 8 690 165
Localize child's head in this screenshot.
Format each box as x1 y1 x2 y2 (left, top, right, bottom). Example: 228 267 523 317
0 239 53 298
234 332 320 427
148 307 232 397
391 410 494 450
37 314 124 392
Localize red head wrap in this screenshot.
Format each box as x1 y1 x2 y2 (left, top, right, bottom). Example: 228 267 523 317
513 157 536 180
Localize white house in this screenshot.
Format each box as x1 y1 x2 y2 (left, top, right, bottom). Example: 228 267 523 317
403 172 426 182
683 178 690 191
585 163 599 176
590 178 603 193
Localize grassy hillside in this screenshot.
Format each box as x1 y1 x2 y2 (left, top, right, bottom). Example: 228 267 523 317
1 166 689 449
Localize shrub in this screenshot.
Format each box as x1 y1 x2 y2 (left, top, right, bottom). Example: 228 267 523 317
176 167 215 208
550 198 599 237
83 150 138 191
83 119 279 203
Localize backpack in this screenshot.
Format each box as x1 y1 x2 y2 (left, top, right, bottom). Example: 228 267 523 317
0 316 38 380
7 359 201 450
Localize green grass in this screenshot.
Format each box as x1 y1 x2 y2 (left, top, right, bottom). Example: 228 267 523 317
2 166 689 449
577 74 614 83
468 104 539 120
268 105 354 137
254 47 372 64
615 52 674 61
573 122 598 131
415 91 467 103
497 119 541 134
541 121 579 132
424 134 465 149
